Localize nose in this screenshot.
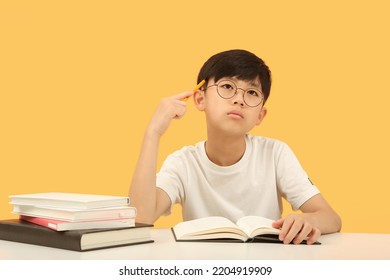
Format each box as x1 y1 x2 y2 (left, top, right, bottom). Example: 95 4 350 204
232 88 245 106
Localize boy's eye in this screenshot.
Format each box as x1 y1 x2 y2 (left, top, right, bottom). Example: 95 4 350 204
220 83 235 90
247 90 259 97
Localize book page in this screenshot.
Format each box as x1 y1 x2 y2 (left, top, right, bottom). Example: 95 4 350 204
173 216 246 239
236 216 280 238
10 192 126 202
9 192 129 209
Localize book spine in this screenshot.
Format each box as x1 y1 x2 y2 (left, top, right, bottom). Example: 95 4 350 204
0 221 82 251
20 216 59 230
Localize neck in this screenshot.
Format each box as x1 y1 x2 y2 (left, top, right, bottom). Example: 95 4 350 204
205 133 247 166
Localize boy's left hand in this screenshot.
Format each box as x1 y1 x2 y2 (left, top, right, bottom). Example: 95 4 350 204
272 215 321 245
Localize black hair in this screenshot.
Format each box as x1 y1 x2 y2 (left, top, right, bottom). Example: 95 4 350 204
197 49 272 102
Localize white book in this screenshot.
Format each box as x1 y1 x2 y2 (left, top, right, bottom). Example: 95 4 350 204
172 216 280 242
12 204 137 222
9 192 130 209
172 216 320 244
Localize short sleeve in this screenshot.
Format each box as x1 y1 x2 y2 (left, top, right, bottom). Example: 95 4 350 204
156 152 187 215
275 143 320 210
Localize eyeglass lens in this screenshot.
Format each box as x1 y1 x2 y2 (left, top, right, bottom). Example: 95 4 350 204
216 80 263 107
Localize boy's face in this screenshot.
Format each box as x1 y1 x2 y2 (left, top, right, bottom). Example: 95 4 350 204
193 77 267 137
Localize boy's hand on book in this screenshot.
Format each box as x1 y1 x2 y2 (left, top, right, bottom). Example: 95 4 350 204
147 91 194 137
272 215 321 245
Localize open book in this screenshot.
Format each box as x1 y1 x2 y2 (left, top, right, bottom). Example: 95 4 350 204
172 216 320 244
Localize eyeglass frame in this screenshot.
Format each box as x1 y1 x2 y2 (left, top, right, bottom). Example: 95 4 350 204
202 79 265 107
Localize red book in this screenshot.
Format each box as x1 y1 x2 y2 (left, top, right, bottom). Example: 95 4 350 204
20 215 135 231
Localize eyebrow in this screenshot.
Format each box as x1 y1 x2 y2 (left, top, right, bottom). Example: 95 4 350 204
228 77 261 88
248 81 261 88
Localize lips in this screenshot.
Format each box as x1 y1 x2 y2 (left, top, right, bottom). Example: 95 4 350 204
227 111 244 119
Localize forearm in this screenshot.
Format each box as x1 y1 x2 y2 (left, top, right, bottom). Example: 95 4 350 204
129 91 194 224
297 194 342 234
301 208 342 234
129 129 160 224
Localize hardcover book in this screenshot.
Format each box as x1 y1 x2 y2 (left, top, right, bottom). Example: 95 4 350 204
9 192 130 209
0 219 153 251
172 216 320 244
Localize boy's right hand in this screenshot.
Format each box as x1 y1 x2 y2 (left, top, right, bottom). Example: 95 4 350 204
147 91 194 138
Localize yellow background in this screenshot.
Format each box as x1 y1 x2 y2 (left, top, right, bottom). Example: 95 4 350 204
1 1 389 233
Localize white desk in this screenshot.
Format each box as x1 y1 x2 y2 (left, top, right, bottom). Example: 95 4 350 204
0 229 389 260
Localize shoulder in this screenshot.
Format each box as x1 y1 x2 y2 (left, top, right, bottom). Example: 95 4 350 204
163 141 205 163
246 134 296 163
247 134 289 151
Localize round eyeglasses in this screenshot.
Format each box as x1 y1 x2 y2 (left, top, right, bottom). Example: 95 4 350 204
205 79 264 107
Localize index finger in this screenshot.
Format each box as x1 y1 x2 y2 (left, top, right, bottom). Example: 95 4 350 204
171 91 194 101
184 80 206 101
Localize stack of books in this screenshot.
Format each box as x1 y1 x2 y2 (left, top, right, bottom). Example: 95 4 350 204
0 192 153 251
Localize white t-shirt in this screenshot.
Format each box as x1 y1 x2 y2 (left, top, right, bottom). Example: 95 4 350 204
156 134 319 222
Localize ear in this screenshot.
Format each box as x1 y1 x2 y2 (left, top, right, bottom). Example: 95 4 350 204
255 106 267 126
193 89 206 111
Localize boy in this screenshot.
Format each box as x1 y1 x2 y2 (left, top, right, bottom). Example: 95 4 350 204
129 49 341 245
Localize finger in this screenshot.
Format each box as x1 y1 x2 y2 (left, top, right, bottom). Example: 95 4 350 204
282 219 304 244
173 102 189 119
174 109 186 119
272 219 283 229
171 91 194 101
277 217 294 242
305 228 321 245
292 223 312 244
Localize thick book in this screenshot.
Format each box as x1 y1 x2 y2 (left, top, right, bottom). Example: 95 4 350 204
172 216 320 244
20 215 135 231
0 219 153 251
9 192 130 209
12 204 137 222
